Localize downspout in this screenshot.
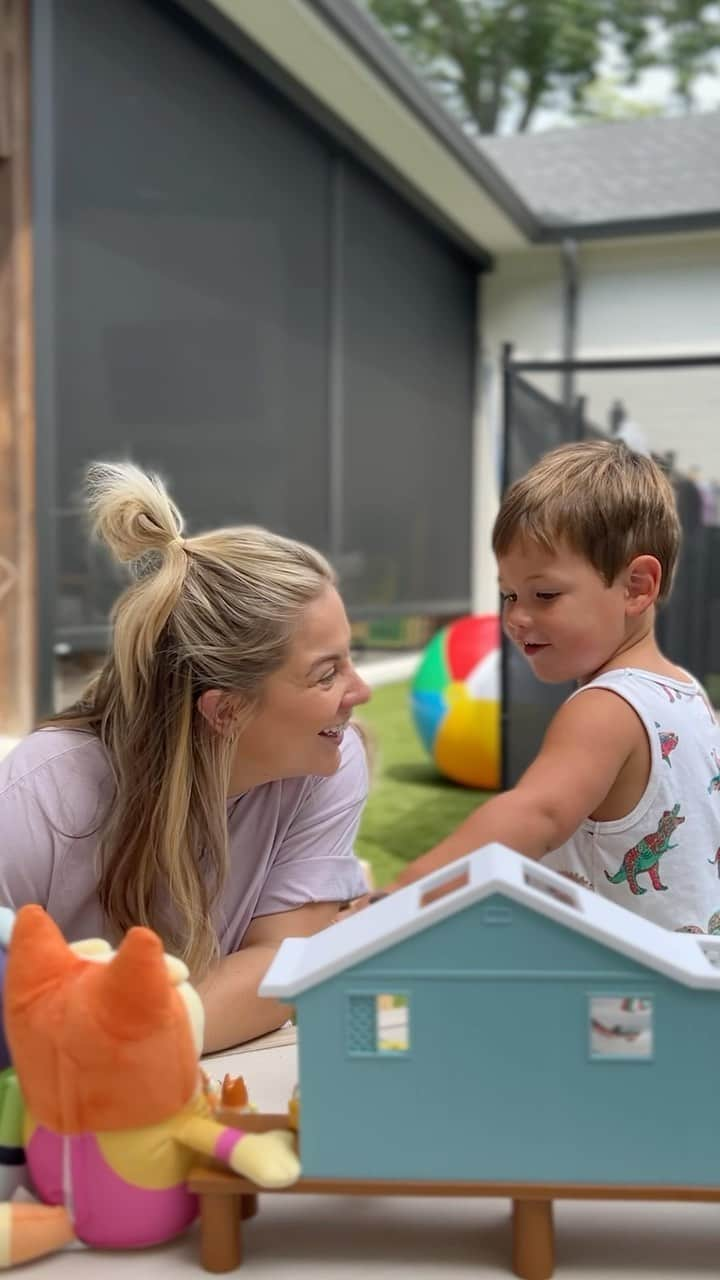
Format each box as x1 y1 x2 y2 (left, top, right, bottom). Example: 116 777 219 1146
560 238 579 420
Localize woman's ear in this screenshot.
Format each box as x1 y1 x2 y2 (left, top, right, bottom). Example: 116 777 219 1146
625 555 662 615
197 689 243 737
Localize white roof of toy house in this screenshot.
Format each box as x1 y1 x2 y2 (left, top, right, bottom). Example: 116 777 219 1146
260 845 720 999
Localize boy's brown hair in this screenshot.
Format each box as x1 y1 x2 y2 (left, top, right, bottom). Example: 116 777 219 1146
492 440 681 603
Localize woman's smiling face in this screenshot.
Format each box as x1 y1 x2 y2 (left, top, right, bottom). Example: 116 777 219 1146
229 586 371 786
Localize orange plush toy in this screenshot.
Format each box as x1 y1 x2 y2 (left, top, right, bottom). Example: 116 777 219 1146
0 905 299 1265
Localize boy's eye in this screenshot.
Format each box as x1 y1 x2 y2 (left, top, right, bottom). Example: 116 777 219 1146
499 591 516 605
536 592 559 601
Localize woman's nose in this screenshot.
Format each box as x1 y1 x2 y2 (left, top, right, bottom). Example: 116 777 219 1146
345 670 372 707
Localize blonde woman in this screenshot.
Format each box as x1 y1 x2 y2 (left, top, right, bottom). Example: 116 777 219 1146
0 464 371 1051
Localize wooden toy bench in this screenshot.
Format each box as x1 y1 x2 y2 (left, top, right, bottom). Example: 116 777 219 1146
189 1113 720 1280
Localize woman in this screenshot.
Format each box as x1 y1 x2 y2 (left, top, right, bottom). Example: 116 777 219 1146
0 463 371 1051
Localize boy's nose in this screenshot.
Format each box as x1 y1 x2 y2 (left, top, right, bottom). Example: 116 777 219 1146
505 602 533 635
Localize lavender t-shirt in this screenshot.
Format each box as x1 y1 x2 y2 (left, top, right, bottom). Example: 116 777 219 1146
0 725 369 953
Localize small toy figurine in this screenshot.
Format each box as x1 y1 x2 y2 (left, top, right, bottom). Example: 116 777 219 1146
199 1071 251 1112
220 1074 250 1110
0 905 300 1265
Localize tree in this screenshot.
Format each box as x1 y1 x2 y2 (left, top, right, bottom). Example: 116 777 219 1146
575 75 664 122
359 0 720 133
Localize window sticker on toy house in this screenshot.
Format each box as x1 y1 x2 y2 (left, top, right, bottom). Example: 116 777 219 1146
589 996 653 1060
347 994 410 1056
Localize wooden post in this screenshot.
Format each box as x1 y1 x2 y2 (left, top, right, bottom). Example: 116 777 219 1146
240 1193 258 1220
512 1198 554 1280
198 1192 242 1273
0 0 36 738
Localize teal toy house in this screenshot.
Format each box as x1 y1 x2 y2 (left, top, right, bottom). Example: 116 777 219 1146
261 846 720 1187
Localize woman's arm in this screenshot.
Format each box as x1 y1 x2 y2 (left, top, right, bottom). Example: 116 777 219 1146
199 729 370 1051
196 900 339 1052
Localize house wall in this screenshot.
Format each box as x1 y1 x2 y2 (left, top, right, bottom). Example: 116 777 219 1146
473 231 720 612
295 894 720 1185
192 0 525 253
33 0 480 711
0 0 35 734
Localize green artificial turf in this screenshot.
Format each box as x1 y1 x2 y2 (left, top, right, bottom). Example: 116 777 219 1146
706 673 720 707
354 680 492 889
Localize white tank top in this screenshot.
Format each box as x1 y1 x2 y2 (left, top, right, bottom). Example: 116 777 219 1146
542 667 720 933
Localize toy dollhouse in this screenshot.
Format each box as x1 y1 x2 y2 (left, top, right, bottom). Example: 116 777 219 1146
192 845 720 1278
262 844 720 1186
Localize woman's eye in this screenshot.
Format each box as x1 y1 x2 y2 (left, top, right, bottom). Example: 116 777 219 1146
318 669 337 686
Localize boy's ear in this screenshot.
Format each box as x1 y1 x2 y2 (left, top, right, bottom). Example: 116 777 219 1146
625 555 662 614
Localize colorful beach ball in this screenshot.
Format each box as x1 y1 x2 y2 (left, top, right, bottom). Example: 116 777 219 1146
411 615 501 790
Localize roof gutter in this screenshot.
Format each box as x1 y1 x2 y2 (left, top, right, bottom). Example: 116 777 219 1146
536 208 720 243
173 0 719 250
172 0 529 260
297 3 720 246
302 0 539 241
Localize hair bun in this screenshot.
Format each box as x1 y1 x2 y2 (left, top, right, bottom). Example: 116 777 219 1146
86 462 184 564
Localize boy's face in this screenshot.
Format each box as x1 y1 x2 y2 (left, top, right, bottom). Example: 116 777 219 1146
497 538 629 684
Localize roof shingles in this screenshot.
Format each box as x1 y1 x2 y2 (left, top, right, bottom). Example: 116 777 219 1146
478 111 720 228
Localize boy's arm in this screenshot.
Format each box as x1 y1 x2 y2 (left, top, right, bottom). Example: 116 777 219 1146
391 689 646 888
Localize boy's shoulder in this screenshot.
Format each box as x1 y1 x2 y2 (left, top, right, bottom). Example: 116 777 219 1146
559 679 646 734
568 667 718 746
574 666 702 700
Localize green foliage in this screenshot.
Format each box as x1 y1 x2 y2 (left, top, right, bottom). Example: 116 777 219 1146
576 74 664 121
355 680 491 887
360 0 720 132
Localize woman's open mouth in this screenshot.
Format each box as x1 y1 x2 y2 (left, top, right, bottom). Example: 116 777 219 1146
319 724 346 741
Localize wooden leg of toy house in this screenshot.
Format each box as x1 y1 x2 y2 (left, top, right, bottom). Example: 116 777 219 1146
199 1192 242 1272
189 1146 720 1277
241 1193 258 1220
511 1198 554 1280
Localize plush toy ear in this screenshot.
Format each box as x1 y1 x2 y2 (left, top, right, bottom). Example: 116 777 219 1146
6 905 77 1010
97 927 174 1034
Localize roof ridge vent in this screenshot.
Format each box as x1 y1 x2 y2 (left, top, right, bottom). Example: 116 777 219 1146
419 862 471 909
699 937 720 969
523 865 581 911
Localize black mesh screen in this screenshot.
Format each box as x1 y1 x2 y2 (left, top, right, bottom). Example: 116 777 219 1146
42 0 477 655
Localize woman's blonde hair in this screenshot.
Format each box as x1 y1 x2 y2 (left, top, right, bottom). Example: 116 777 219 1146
493 440 681 603
50 462 335 976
